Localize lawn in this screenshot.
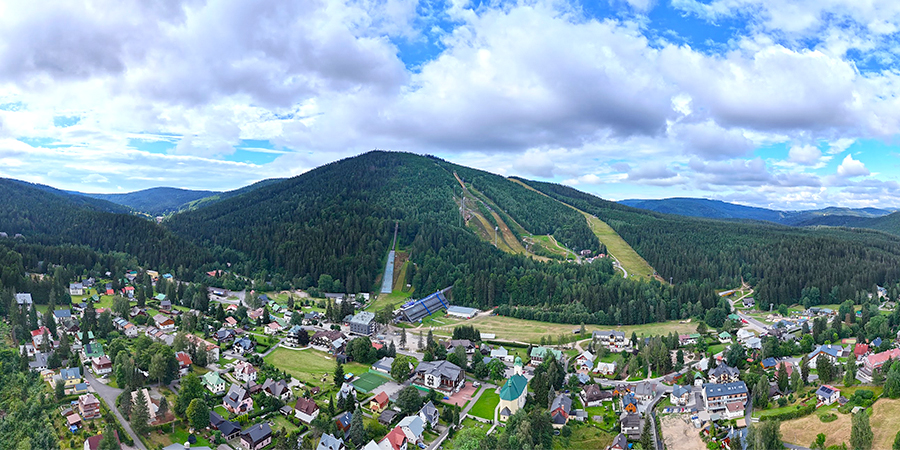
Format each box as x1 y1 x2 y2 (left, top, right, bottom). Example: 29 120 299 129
468 389 500 421
366 290 412 313
264 347 369 388
553 424 615 450
467 315 697 344
146 424 211 449
270 414 298 433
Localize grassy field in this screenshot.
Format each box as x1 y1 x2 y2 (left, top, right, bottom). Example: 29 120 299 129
264 347 370 387
468 389 500 420
582 212 655 280
782 398 900 449
553 424 615 450
270 414 299 433
145 424 211 449
367 290 412 313
466 315 697 344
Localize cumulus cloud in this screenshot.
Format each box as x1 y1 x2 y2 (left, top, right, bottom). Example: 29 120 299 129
788 144 822 165
836 154 870 177
674 120 754 160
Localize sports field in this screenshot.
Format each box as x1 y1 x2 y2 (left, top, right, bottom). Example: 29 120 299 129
353 371 391 394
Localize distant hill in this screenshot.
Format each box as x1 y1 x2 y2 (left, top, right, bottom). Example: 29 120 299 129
77 187 218 216
619 197 892 226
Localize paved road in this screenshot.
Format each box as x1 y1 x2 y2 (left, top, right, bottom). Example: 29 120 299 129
84 371 146 450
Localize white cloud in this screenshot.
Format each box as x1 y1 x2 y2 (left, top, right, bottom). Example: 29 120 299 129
788 144 822 165
836 154 870 177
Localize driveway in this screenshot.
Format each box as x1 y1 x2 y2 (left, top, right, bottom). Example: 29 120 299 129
84 371 147 450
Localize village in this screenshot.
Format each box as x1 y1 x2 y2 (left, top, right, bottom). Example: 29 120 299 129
14 267 900 450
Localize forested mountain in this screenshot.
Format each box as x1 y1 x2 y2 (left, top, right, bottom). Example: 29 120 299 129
166 151 709 325
519 178 900 309
0 178 213 273
8 179 132 214
78 187 217 215
620 197 892 225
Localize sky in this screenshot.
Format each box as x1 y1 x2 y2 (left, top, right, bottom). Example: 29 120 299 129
3 0 900 210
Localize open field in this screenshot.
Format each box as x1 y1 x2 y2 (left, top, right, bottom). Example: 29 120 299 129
525 234 575 260
466 315 698 344
582 212 655 280
553 424 616 450
367 290 413 312
782 398 900 449
264 347 370 387
660 414 705 450
468 388 499 420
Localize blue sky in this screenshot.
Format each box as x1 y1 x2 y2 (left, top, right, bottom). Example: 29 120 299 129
1 0 900 209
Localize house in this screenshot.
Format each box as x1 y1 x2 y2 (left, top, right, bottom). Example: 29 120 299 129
240 423 272 450
337 382 357 401
620 413 642 439
760 357 777 370
776 361 794 377
379 426 408 450
294 397 320 423
707 363 740 383
215 328 236 343
210 411 242 440
550 393 572 428
575 351 595 372
285 325 308 347
671 385 691 406
593 330 630 352
31 326 52 349
69 283 84 296
499 360 528 421
444 339 477 355
57 367 82 389
129 306 145 318
224 384 254 414
724 401 745 419
312 330 347 350
863 348 900 373
607 433 629 450
350 311 377 336
225 316 238 327
370 391 390 413
703 382 749 413
160 300 172 311
398 416 425 445
335 411 353 436
234 361 258 383
132 389 159 421
248 308 266 321
581 384 613 407
745 336 762 350
378 409 399 427
594 361 618 376
490 346 511 362
679 333 702 346
265 322 282 335
233 337 255 355
736 329 755 342
622 393 638 413
419 401 439 427
816 385 841 405
81 343 105 361
202 371 227 394
174 352 192 377
153 314 175 332
633 382 657 401
854 343 869 358
373 356 394 374
78 393 102 419
718 331 732 343
122 286 135 298
92 356 113 376
262 378 292 401
317 433 347 450
412 360 465 393
807 345 843 368
530 346 564 366
742 298 755 308
187 334 220 362
53 309 72 325
84 431 120 450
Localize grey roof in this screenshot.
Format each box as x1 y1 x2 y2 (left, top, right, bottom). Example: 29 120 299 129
317 433 345 450
218 420 241 437
60 367 81 380
551 394 572 413
708 363 739 379
373 357 394 372
672 385 691 397
53 309 71 318
241 423 271 445
224 384 250 409
611 433 628 449
335 411 353 428
398 415 425 438
262 378 289 397
634 382 655 397
816 385 839 397
703 381 748 398
446 305 478 316
419 401 438 422
29 352 48 368
415 360 462 380
15 293 32 305
350 311 375 326
593 330 625 339
400 289 449 322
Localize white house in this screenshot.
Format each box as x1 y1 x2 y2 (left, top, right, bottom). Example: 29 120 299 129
816 385 840 405
234 361 258 383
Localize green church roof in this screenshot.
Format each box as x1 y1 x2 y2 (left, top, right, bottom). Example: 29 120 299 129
499 374 528 401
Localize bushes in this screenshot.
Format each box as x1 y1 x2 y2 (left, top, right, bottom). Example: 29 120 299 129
760 402 816 421
820 413 838 423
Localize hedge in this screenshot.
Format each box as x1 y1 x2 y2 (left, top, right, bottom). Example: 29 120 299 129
759 402 816 421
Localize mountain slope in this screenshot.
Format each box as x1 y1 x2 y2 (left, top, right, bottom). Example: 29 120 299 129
167 151 707 326
0 178 212 271
620 197 892 225
518 178 900 308
80 187 218 216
